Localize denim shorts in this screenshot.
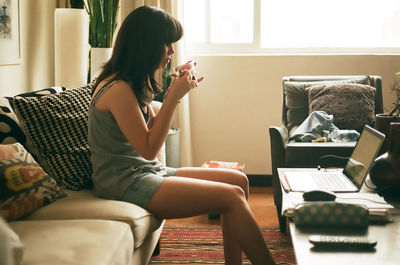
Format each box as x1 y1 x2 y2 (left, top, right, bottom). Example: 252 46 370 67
120 167 177 209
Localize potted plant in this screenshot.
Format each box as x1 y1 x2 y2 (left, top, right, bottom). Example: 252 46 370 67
84 0 119 80
375 72 400 154
388 72 400 116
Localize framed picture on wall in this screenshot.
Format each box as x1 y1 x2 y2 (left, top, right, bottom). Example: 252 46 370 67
0 0 20 65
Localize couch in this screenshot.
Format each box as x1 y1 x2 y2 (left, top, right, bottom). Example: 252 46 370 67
0 82 165 265
269 75 383 232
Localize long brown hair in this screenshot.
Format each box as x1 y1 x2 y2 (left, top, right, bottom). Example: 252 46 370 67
94 6 183 107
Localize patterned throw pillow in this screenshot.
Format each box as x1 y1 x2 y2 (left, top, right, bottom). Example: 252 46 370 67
0 143 66 221
0 86 66 146
308 83 376 132
12 85 93 190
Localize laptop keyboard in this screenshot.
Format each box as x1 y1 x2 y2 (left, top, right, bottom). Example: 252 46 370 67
311 172 349 190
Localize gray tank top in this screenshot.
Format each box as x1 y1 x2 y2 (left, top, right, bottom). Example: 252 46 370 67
88 80 165 200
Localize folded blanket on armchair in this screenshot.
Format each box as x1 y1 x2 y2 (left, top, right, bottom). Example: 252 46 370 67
290 111 359 142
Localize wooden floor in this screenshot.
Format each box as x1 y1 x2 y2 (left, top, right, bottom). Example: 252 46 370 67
166 187 279 227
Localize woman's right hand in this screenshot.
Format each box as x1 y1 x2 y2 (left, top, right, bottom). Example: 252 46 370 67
164 70 201 104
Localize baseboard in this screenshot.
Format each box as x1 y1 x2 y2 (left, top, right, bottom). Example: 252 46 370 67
247 174 272 187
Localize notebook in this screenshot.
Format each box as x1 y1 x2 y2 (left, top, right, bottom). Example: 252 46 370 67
281 125 385 192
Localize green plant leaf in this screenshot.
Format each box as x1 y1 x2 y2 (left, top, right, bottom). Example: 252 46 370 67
390 72 400 116
85 0 119 48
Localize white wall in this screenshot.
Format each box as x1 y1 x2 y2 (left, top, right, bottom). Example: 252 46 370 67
189 55 400 175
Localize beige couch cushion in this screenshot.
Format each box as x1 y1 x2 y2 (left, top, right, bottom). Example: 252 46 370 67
24 190 162 248
0 217 23 265
10 219 132 265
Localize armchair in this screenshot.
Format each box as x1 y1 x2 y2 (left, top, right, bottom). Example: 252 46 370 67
269 75 383 232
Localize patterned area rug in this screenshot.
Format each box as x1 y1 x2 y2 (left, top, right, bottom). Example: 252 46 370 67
149 225 297 264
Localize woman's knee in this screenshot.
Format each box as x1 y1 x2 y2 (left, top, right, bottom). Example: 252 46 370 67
219 184 248 215
227 184 247 204
228 170 249 199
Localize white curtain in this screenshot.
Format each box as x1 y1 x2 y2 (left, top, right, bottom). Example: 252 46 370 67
17 0 71 93
120 0 193 167
20 1 61 92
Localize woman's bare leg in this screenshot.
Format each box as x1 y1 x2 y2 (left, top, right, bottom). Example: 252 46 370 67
174 167 247 264
147 168 275 265
174 167 249 199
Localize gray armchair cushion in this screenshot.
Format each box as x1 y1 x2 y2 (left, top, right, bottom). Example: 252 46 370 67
308 83 375 132
284 76 370 131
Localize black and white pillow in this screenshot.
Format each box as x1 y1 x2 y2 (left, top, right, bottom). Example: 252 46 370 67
13 85 93 190
0 87 67 146
0 97 25 144
14 86 66 98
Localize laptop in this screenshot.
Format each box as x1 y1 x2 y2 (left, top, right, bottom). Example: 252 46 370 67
281 125 385 192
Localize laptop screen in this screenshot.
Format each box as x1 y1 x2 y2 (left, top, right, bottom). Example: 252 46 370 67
344 125 385 188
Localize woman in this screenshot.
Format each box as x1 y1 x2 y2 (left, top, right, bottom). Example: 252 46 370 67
88 6 275 265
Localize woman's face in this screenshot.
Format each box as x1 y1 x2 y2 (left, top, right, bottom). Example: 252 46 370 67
160 43 175 69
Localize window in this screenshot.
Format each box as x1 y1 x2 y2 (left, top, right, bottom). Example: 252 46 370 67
183 0 400 55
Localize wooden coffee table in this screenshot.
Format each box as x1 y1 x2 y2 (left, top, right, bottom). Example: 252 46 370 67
289 215 400 265
278 168 400 265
